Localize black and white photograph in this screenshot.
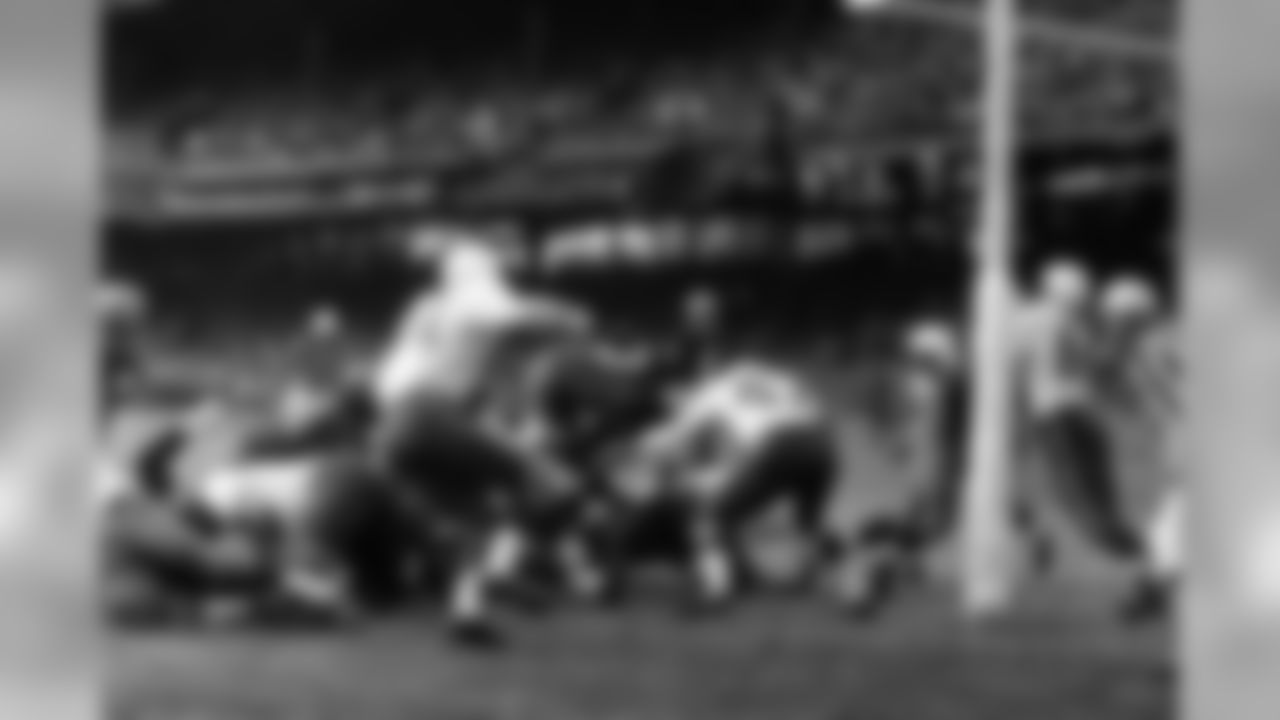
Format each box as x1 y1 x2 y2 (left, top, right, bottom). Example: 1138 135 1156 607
102 0 1177 717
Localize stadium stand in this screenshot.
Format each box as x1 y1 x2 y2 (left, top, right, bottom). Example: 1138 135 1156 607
931 0 1173 36
104 0 1176 397
106 0 1173 220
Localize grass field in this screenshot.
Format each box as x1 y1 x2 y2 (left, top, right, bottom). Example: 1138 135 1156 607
110 590 1171 720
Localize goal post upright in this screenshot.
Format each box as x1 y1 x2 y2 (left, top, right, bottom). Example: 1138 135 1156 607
957 0 1020 618
837 0 1165 618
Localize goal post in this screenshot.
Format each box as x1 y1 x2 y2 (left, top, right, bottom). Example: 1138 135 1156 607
957 0 1020 617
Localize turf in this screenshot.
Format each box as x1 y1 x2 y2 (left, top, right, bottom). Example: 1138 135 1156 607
109 589 1171 720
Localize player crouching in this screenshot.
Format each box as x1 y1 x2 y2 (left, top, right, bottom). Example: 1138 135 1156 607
610 355 842 611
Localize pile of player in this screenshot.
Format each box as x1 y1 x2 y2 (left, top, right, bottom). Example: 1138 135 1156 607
97 239 1179 645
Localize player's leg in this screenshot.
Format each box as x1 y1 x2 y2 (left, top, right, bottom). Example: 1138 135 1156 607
1041 408 1142 561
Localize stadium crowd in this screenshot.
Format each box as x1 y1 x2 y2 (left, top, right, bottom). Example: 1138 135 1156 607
108 0 1171 195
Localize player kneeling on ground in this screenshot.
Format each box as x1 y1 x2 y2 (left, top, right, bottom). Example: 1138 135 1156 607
106 391 415 629
103 420 276 626
832 318 968 619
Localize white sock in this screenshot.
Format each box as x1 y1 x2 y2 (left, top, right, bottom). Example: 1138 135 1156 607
450 571 487 624
559 539 604 600
283 568 347 610
483 526 525 584
696 547 733 601
1147 492 1181 581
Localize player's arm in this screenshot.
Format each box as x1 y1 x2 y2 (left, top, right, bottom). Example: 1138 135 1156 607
385 293 444 349
642 383 723 464
520 296 593 337
497 297 593 356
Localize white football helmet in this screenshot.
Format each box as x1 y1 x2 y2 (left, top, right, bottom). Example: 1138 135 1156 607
438 240 512 295
903 319 960 368
1037 258 1092 308
1100 275 1158 321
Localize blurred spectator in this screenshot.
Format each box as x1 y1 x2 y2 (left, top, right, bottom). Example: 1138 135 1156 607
110 4 1171 196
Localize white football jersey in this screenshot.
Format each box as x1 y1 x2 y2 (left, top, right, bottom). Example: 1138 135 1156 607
666 361 822 457
373 286 588 411
1014 300 1097 416
372 292 509 408
188 458 326 525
